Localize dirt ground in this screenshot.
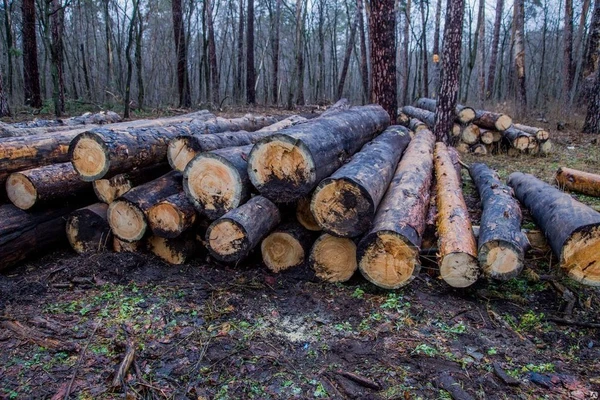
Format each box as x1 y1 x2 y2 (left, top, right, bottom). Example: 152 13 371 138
1 108 600 399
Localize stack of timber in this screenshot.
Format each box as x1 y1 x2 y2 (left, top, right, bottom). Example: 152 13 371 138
508 172 600 286
399 105 461 138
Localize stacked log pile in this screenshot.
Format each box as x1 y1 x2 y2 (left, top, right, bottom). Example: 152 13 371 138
2 103 599 291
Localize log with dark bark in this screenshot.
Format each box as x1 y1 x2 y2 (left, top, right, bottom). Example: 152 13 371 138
311 126 412 237
184 144 253 220
107 171 182 242
479 129 498 144
471 143 488 155
13 111 121 129
513 123 549 141
469 163 528 280
502 126 532 150
401 106 436 126
473 109 512 131
508 172 600 286
261 222 316 272
461 124 481 144
206 196 281 263
247 105 390 202
0 204 79 270
357 130 436 289
148 231 199 265
66 203 112 254
93 164 171 204
414 98 476 123
296 196 322 231
147 192 197 238
555 167 600 197
70 114 278 181
113 237 144 253
6 162 92 210
435 142 480 287
408 118 428 132
168 115 307 172
310 233 358 282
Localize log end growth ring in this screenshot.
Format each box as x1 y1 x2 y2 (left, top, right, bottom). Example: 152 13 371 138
107 200 147 242
310 234 357 282
70 134 109 181
147 203 185 238
311 178 373 237
479 240 524 280
168 137 196 172
358 232 420 289
440 252 480 288
206 219 249 262
562 225 600 286
495 115 513 131
458 108 476 123
261 232 305 272
6 173 37 210
185 155 242 218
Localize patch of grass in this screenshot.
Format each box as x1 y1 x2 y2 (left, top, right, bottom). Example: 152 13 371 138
412 343 438 356
351 287 365 299
436 321 467 335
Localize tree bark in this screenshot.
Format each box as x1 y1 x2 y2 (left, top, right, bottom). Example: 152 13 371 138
357 0 370 102
66 203 112 254
473 109 512 131
147 192 197 238
401 0 412 104
512 0 527 110
368 0 398 123
172 0 191 108
508 172 600 286
247 105 390 202
415 98 476 123
123 0 139 119
311 126 412 237
261 222 316 272
0 69 9 117
564 0 574 97
21 0 42 108
206 195 281 263
50 0 66 117
433 0 465 143
477 0 486 105
93 164 171 204
271 0 281 104
486 0 504 99
337 7 360 99
246 0 256 104
431 0 442 98
206 0 219 104
583 67 600 133
556 166 600 197
148 231 199 264
357 130 436 289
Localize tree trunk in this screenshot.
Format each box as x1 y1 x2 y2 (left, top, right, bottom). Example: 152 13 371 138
247 105 390 203
21 0 42 108
147 192 197 238
235 0 244 102
431 0 442 98
556 166 600 197
135 6 144 109
508 172 600 286
402 0 412 104
512 0 527 111
419 0 429 98
564 0 574 97
434 142 479 287
477 0 486 105
206 0 219 104
337 8 360 99
123 0 139 119
246 0 256 104
357 130 436 289
368 0 397 123
66 203 112 254
261 222 316 272
357 0 370 102
206 195 281 263
93 164 171 204
469 163 528 280
172 0 191 108
311 126 412 237
107 171 183 242
0 69 9 117
583 0 600 80
50 0 65 117
433 0 465 143
271 0 280 104
582 68 600 133
6 162 92 211
310 233 358 282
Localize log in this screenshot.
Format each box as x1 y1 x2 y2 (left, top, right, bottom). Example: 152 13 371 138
480 129 496 144
539 139 553 155
0 204 78 270
148 232 198 265
508 172 600 286
206 196 281 263
320 98 351 117
471 143 488 155
310 233 358 282
434 142 480 287
473 109 512 131
460 124 481 144
408 118 428 132
357 130 436 289
456 142 470 153
513 123 549 141
247 105 390 202
469 163 528 280
397 112 410 126
93 164 171 204
502 126 532 150
66 203 113 254
70 114 277 181
107 171 182 242
6 162 92 210
311 125 412 237
414 98 476 123
296 196 322 231
167 115 307 173
183 144 253 220
401 106 436 126
113 237 144 253
147 192 197 238
556 167 600 197
261 222 316 272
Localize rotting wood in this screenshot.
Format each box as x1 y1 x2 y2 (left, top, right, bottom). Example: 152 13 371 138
66 203 112 254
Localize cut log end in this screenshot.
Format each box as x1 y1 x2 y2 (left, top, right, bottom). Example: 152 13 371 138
93 177 133 204
207 219 247 261
311 178 373 237
562 226 600 286
185 155 242 218
148 235 194 265
147 203 187 238
440 252 480 288
296 197 322 231
107 201 147 242
71 135 108 181
495 115 513 131
513 136 530 151
6 173 37 210
358 232 420 289
311 234 357 282
168 138 197 172
479 240 524 281
66 205 112 254
261 232 305 272
458 108 476 123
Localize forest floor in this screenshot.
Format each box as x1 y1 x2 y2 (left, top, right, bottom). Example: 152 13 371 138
1 106 600 400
